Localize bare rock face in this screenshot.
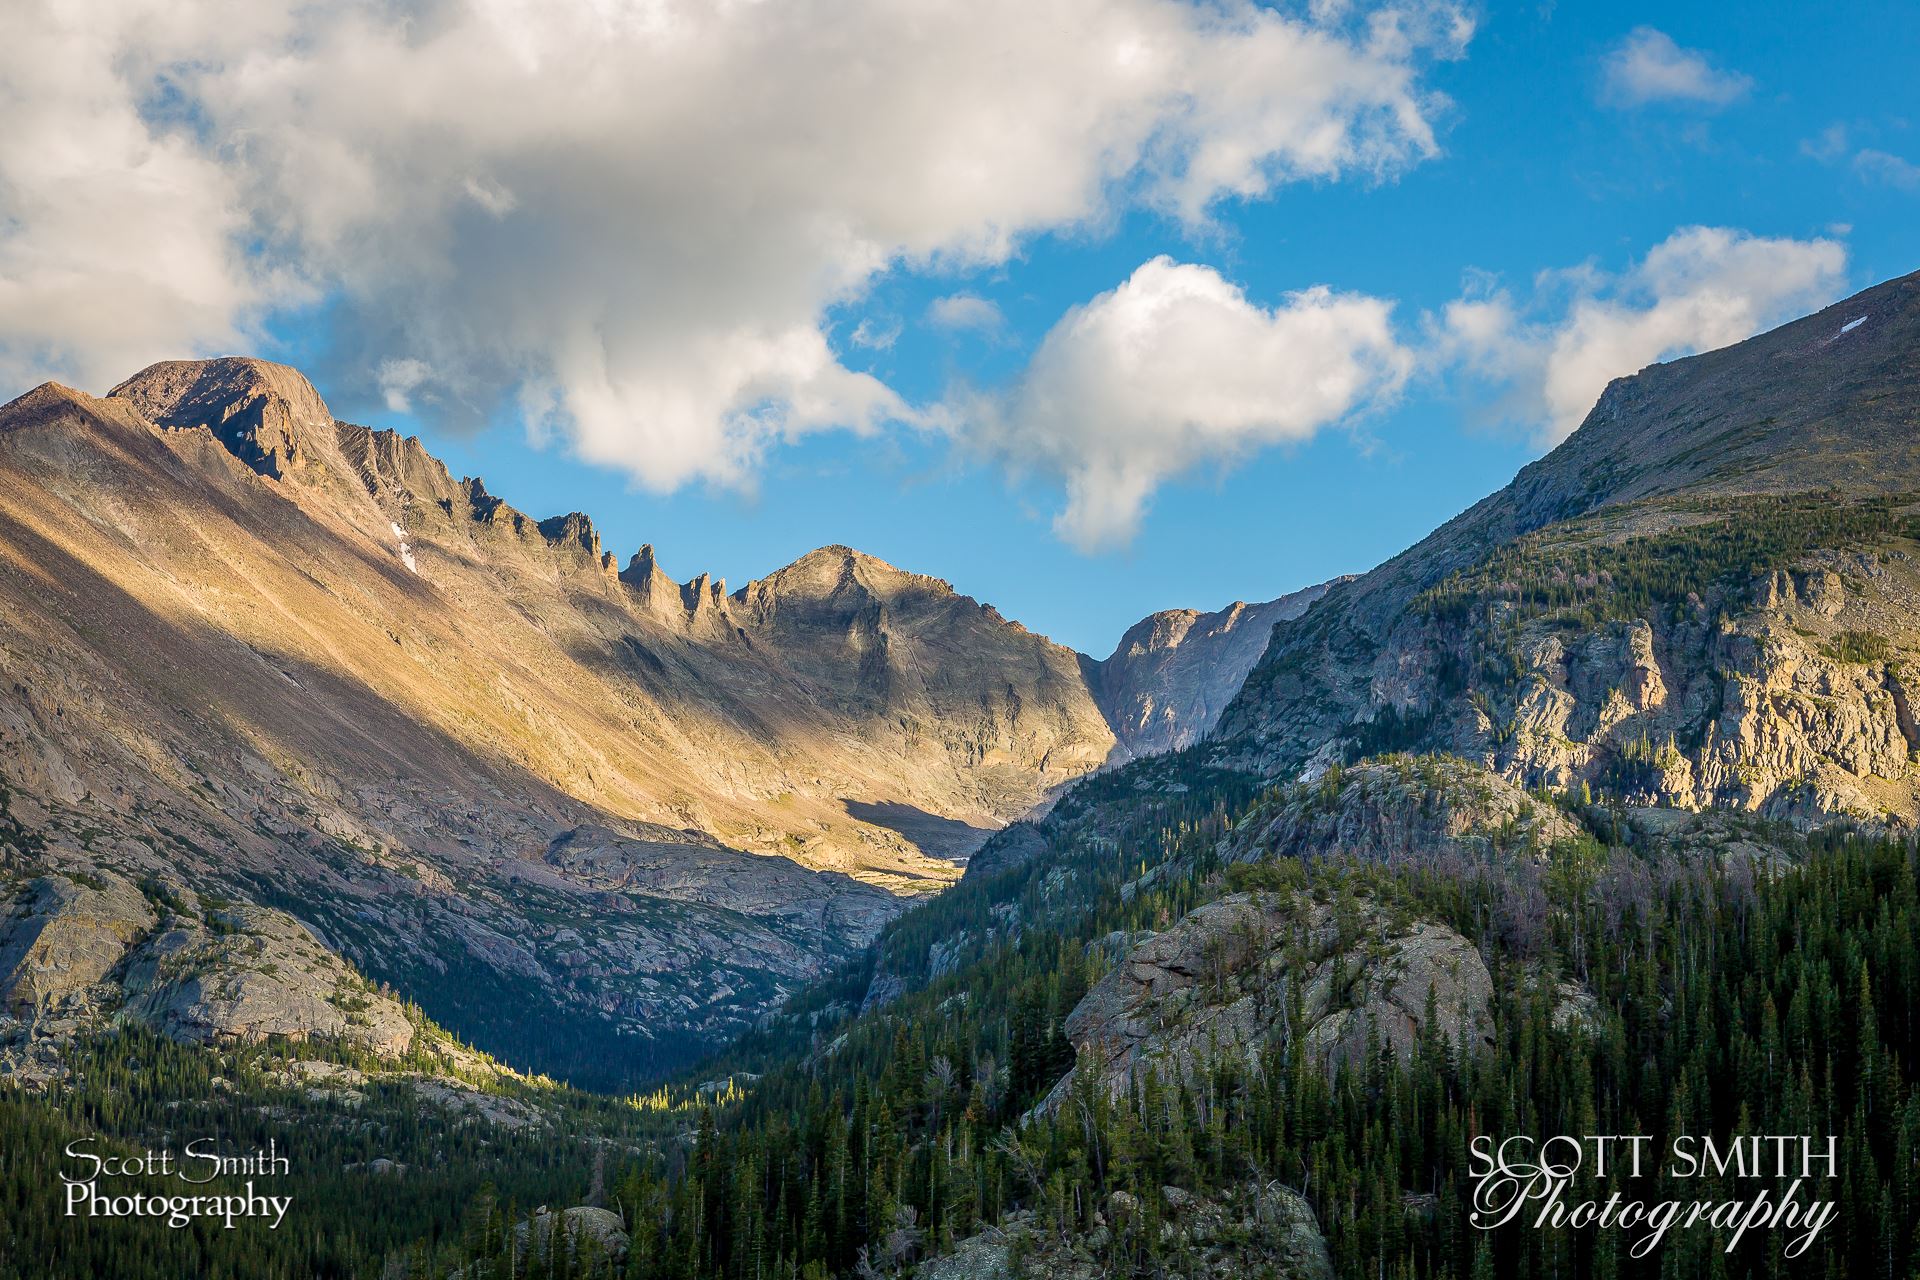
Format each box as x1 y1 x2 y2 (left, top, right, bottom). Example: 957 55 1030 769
1375 552 1920 823
1242 552 1920 826
541 825 897 937
1229 754 1583 867
0 869 414 1057
1042 892 1493 1109
110 357 336 480
516 1206 630 1263
1091 581 1338 759
1217 271 1920 827
120 903 415 1056
1299 918 1494 1073
0 874 155 1017
733 544 1116 824
917 1229 1012 1280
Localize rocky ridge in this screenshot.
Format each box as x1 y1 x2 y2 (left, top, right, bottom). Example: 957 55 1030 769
1089 580 1339 759
0 867 416 1085
1217 270 1920 824
1225 753 1584 866
0 355 1326 1085
0 358 1112 1081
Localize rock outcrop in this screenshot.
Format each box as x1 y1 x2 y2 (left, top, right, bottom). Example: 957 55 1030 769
0 874 155 1017
516 1206 630 1264
121 903 415 1056
922 1180 1333 1280
0 871 414 1059
1042 892 1494 1109
1227 754 1583 867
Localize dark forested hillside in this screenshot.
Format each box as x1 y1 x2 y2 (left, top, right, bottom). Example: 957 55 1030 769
402 749 1920 1279
0 1025 669 1280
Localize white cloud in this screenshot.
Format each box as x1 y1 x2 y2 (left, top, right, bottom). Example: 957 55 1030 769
956 226 1845 551
1439 227 1848 445
927 294 1005 335
0 3 304 394
1800 123 1920 192
377 358 435 414
969 257 1410 551
1801 123 1850 163
0 0 1467 494
1600 28 1751 108
1855 149 1920 190
848 318 901 352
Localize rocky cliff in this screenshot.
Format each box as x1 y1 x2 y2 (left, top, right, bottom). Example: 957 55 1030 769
1089 580 1338 759
1217 270 1920 823
0 868 417 1084
1041 891 1494 1111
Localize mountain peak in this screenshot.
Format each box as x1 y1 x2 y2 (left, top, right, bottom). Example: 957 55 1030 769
750 544 940 603
536 511 603 560
2 380 96 422
793 543 896 573
108 356 336 480
1091 580 1338 758
621 542 666 584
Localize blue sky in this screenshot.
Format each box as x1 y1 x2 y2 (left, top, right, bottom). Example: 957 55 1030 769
8 1 1918 654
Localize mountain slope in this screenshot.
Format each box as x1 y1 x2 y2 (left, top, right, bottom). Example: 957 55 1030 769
1216 269 1920 822
451 272 1920 1278
0 358 1128 1083
1089 580 1338 758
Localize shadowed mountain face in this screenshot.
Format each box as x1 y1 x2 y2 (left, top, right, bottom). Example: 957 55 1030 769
1218 269 1920 824
1088 581 1339 759
0 357 1148 1084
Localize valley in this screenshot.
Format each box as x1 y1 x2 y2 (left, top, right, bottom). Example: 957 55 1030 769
0 356 1310 1085
3 274 1919 1280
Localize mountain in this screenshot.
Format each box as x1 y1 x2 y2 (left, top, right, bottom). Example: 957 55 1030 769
558 270 1920 1280
1088 581 1339 758
0 357 1148 1084
0 354 1337 1086
7 277 1920 1280
1218 269 1920 822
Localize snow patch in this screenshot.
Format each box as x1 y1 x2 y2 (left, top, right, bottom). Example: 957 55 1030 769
390 521 418 574
1840 315 1867 334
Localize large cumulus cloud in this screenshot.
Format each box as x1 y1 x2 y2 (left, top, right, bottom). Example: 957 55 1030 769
0 0 1469 494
